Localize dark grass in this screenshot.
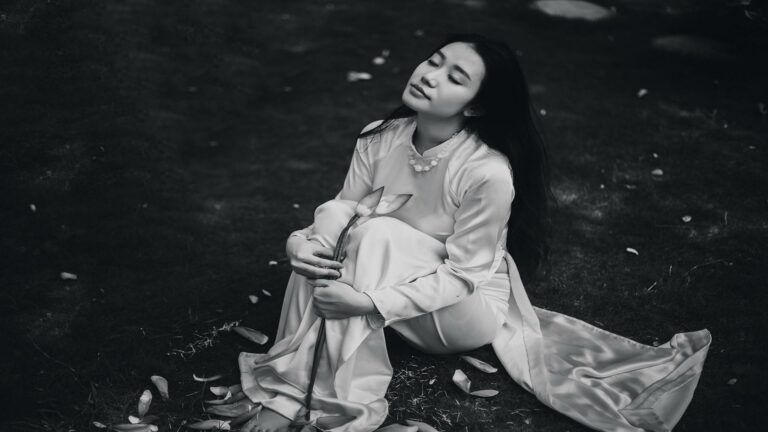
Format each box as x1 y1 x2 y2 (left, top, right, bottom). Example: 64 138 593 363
1 0 767 431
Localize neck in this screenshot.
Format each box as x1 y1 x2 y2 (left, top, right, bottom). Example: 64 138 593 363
412 113 464 154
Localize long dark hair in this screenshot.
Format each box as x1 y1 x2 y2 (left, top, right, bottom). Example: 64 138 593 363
358 33 553 283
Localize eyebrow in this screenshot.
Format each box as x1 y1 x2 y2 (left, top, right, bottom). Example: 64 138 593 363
435 50 472 81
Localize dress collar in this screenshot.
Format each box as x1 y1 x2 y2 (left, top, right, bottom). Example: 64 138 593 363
406 116 468 157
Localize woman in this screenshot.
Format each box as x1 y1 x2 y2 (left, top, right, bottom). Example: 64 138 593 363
232 34 712 432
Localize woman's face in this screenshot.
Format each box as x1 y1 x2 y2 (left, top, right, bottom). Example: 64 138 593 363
401 41 486 118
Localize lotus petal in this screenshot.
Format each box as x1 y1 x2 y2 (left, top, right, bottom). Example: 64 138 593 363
137 389 152 417
373 194 413 215
315 415 357 429
355 187 384 217
209 386 229 396
233 326 269 345
205 391 246 405
205 399 256 417
460 355 498 373
193 373 224 382
404 419 440 432
261 289 272 297
129 415 141 424
452 369 498 398
93 421 107 429
531 0 615 21
60 271 78 280
248 295 259 304
187 419 231 430
625 247 639 255
150 375 169 400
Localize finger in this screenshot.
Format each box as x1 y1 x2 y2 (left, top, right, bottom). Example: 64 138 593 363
294 262 338 279
310 245 336 258
307 255 344 270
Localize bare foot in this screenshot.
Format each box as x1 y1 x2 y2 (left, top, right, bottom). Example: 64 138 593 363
242 406 293 432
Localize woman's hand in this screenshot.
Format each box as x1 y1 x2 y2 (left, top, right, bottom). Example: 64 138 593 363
308 279 376 319
286 236 344 279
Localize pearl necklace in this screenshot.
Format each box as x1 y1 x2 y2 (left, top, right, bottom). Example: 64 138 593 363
408 128 463 173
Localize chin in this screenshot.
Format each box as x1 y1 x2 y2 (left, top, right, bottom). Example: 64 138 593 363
401 91 428 114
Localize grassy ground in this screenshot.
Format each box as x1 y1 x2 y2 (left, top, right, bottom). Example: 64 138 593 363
1 0 767 430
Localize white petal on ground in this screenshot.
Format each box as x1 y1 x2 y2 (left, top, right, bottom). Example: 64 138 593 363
346 71 373 82
209 386 230 396
193 373 224 382
470 389 499 397
233 326 269 345
60 272 78 280
112 424 154 432
404 419 440 432
129 415 141 424
268 260 277 266
187 419 232 430
460 355 498 373
150 375 169 400
137 389 152 417
30 203 37 212
452 369 498 398
637 88 648 98
93 421 107 429
651 168 664 176
626 247 639 255
372 56 386 65
530 0 615 21
682 215 692 223
261 289 272 297
248 295 259 304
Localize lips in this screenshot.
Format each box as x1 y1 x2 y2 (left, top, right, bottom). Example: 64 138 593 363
410 83 430 99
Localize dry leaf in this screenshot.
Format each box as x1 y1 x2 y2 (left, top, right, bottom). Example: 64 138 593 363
405 419 440 432
60 272 77 280
460 355 498 373
150 375 169 400
248 295 259 304
187 419 231 430
137 389 152 417
193 373 224 382
233 326 269 345
625 247 639 255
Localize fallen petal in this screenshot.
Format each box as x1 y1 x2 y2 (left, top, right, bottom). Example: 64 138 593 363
248 295 259 304
113 425 154 432
682 215 692 223
193 373 224 382
60 271 77 280
210 386 229 396
428 378 436 385
372 56 386 65
150 375 169 400
268 260 278 266
404 419 440 432
531 0 615 21
233 326 269 345
261 289 272 297
451 369 472 394
187 419 232 430
129 415 141 424
137 389 152 417
460 355 498 373
637 88 648 98
727 377 738 385
651 168 664 176
93 421 107 429
205 399 256 417
30 203 37 212
625 247 639 255
469 389 499 397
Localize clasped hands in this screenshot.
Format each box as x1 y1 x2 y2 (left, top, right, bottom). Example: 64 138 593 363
287 236 376 319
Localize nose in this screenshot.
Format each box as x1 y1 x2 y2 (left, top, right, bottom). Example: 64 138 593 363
420 74 437 88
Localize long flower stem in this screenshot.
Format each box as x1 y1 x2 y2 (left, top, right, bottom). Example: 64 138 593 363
302 213 360 423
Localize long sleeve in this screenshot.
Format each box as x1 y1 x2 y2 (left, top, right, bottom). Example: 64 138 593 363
363 157 515 329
